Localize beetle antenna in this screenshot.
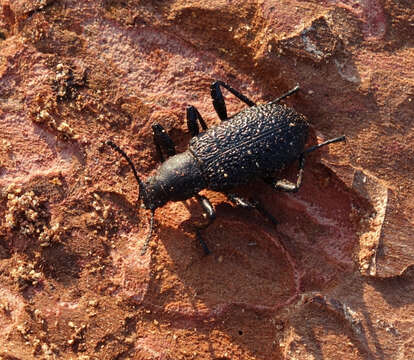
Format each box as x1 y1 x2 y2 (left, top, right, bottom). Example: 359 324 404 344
106 140 145 190
140 210 154 255
303 135 346 154
106 140 155 255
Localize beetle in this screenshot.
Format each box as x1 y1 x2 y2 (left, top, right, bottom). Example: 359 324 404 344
106 81 345 255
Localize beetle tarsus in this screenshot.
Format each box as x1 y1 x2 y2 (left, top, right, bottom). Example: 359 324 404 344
303 135 346 154
195 229 211 255
269 84 300 104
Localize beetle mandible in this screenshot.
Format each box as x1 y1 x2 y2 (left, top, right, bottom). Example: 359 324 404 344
106 81 345 255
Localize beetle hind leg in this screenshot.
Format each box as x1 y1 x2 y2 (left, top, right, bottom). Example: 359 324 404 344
265 136 346 192
265 155 305 193
269 85 300 104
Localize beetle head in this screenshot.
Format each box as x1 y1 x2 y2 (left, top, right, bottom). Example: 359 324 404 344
139 178 169 211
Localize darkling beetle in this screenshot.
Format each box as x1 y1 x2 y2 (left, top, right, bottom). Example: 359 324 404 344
106 81 345 255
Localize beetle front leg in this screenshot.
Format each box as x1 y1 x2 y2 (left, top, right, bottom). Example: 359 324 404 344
194 194 216 255
226 193 278 226
186 105 208 136
211 80 256 121
152 123 176 163
266 155 305 193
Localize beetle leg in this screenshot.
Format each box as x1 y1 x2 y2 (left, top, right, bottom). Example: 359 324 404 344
186 105 208 136
152 123 176 163
269 85 300 104
303 135 346 155
194 194 215 255
267 155 305 193
268 136 345 192
211 80 256 121
227 193 278 226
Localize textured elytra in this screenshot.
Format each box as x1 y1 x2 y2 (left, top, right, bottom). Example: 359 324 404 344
189 103 309 190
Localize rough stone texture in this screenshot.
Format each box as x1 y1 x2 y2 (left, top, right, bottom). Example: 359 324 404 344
0 0 413 359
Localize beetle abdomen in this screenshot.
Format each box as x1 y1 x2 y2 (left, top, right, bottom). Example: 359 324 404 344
189 103 309 190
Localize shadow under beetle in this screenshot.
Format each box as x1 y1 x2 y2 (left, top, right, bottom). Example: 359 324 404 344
106 81 345 255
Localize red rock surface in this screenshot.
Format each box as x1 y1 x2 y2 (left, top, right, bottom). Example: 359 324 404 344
0 0 413 359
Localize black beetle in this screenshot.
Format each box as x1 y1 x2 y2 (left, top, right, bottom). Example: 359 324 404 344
106 81 345 255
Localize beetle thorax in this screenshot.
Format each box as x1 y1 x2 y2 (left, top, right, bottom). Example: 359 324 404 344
141 151 207 210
